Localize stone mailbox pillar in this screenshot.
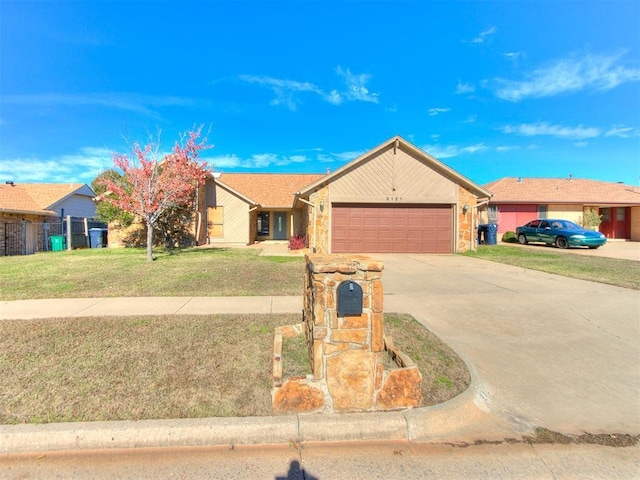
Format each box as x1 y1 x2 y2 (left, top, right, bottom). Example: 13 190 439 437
303 254 385 412
272 254 422 414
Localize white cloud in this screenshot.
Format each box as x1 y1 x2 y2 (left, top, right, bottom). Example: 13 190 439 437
469 26 497 44
421 143 487 159
462 114 477 124
239 67 379 110
494 51 640 101
455 81 476 95
208 152 312 169
574 141 589 148
503 52 524 62
0 147 115 183
335 67 380 104
0 93 201 117
605 125 639 138
428 107 451 116
210 148 367 170
496 145 518 152
326 90 343 105
332 150 366 162
502 122 601 139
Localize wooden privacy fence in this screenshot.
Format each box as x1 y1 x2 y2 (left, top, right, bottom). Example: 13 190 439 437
1 216 106 257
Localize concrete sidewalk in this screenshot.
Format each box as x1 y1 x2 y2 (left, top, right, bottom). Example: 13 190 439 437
0 296 302 320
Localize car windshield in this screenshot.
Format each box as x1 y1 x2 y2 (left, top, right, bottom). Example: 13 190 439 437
551 220 581 230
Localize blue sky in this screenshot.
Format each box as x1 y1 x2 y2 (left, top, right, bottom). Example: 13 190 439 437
1 0 639 187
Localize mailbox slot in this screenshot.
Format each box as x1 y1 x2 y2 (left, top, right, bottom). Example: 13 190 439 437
337 280 363 317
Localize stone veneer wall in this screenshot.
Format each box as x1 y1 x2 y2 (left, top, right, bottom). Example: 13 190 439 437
458 186 478 252
272 254 422 414
308 186 329 254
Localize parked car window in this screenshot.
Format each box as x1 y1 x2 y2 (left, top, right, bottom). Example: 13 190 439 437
540 221 550 228
529 220 540 228
551 221 563 229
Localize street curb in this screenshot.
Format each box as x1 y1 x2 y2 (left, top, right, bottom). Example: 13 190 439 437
0 393 532 454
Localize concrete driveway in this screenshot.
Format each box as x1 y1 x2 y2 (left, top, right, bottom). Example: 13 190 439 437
379 253 640 435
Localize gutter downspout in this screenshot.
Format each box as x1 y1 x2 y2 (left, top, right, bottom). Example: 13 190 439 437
297 197 316 253
195 211 202 245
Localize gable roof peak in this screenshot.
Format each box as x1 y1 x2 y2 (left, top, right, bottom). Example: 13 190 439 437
296 135 492 199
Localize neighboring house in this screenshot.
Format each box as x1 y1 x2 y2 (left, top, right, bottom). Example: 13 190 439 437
197 136 492 253
199 172 325 245
0 182 98 255
483 177 640 240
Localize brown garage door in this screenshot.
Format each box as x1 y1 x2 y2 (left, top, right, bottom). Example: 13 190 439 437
332 204 452 253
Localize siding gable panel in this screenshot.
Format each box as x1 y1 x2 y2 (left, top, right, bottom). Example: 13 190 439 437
329 144 458 203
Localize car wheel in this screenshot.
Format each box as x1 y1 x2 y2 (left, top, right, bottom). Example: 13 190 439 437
555 237 569 249
518 234 528 245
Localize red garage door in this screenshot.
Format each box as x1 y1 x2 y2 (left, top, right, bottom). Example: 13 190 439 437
332 204 452 253
497 204 538 233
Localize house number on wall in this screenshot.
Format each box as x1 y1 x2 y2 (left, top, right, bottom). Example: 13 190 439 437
385 196 403 201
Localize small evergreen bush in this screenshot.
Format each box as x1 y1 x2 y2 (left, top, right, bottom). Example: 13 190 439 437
502 231 517 243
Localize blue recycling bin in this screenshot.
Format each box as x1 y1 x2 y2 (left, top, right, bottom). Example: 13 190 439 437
478 224 498 245
89 228 103 248
485 223 498 245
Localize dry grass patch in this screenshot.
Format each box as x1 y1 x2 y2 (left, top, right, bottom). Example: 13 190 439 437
1 314 300 424
384 313 470 405
1 313 469 424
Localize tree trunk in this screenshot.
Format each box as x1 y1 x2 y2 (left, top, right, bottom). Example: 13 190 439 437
146 223 154 261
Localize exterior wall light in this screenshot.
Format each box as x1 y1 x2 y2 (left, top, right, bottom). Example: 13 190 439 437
320 200 325 212
462 204 469 215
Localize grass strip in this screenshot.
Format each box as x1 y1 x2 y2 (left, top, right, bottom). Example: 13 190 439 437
463 245 640 290
1 313 469 424
0 247 304 300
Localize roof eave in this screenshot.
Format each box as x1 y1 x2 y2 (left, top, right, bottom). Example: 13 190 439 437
0 208 59 216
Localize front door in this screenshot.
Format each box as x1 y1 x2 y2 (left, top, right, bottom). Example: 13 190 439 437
274 212 287 240
600 207 629 239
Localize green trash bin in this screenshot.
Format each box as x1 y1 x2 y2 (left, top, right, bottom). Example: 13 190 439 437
51 235 66 252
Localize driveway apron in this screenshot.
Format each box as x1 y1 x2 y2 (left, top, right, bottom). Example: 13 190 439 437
378 253 640 434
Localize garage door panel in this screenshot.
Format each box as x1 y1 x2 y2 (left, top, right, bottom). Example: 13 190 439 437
332 204 452 253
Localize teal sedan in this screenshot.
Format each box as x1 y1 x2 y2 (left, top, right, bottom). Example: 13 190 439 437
516 219 607 249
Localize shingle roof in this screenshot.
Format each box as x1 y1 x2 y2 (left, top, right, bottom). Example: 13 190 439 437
0 183 89 215
217 173 326 207
484 177 640 205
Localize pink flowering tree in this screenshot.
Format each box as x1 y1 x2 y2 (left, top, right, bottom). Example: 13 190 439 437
99 129 211 261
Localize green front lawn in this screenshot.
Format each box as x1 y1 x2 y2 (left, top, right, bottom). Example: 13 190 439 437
463 245 640 290
0 247 305 300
